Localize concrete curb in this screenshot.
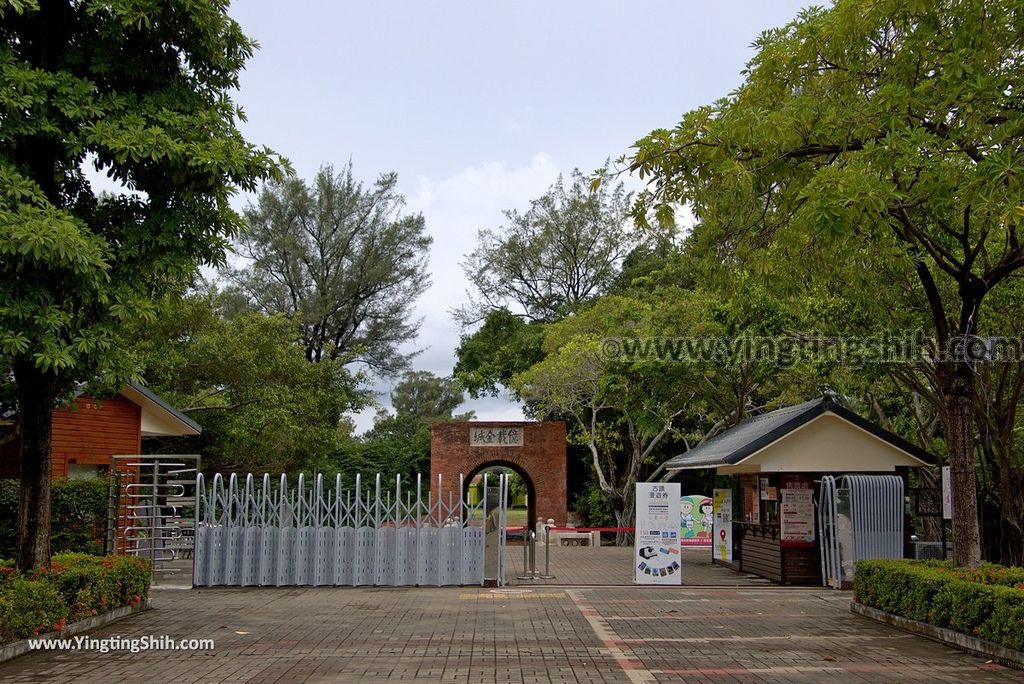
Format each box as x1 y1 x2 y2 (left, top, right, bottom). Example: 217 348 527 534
0 599 151 664
850 600 1024 670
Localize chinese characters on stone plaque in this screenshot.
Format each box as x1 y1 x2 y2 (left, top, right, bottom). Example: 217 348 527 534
469 426 524 447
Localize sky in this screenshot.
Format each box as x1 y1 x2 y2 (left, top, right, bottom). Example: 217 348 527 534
225 0 814 431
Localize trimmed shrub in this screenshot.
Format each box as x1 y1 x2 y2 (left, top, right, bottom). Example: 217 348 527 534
0 478 109 558
0 553 150 645
855 559 1024 651
0 578 67 643
40 553 149 621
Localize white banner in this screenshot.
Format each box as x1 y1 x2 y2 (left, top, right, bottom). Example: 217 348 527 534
942 465 952 520
634 482 682 584
712 488 733 562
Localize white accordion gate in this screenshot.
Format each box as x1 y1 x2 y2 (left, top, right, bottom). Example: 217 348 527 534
194 472 508 587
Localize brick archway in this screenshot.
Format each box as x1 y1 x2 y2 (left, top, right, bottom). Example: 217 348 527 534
430 421 567 526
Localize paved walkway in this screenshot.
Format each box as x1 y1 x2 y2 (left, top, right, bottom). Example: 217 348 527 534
0 585 1017 683
507 545 771 586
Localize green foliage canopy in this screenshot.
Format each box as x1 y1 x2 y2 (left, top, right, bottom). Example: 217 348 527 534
126 294 366 473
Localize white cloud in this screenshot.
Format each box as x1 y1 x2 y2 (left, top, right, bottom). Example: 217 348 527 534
349 153 561 432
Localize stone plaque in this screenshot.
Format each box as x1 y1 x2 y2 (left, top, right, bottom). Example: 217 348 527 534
469 426 523 447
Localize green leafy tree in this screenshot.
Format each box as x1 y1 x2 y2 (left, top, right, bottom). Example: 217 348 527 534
226 163 431 374
389 370 464 422
0 0 286 570
454 308 546 398
512 295 692 541
126 294 366 473
459 165 636 324
628 0 1024 567
331 371 471 479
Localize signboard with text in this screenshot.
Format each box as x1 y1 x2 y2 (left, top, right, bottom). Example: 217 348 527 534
712 488 733 562
942 465 952 520
780 474 815 548
634 482 682 585
469 426 523 447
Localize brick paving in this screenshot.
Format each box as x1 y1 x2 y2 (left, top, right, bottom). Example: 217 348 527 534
0 584 1018 683
508 545 772 587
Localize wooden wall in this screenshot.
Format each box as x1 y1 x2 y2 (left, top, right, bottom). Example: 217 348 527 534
0 394 141 478
738 523 782 582
781 546 822 585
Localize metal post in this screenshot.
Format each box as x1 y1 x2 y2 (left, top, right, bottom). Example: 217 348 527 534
528 528 536 577
517 526 534 580
149 461 159 581
536 524 555 579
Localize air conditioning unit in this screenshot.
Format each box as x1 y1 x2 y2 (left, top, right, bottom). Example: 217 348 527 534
912 541 953 560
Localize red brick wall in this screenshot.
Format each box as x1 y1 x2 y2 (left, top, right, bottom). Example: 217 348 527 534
430 421 567 525
0 393 141 478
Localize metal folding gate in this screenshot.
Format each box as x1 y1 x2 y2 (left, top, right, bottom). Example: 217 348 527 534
819 474 904 588
193 472 509 587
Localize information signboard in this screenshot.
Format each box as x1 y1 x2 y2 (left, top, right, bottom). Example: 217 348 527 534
780 474 815 547
634 482 682 585
712 488 733 562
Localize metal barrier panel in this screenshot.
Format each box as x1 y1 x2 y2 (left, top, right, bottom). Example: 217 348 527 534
194 471 500 587
818 474 904 588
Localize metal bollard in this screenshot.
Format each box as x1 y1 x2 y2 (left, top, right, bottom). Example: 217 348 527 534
537 525 555 579
528 530 536 575
517 529 535 580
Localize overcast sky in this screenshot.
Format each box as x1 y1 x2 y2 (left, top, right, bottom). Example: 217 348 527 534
225 0 813 431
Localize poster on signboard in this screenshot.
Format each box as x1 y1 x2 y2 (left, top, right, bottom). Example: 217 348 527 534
780 474 815 547
634 482 682 585
680 494 714 547
712 488 733 562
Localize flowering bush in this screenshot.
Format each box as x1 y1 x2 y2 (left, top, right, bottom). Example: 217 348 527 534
0 578 66 644
0 554 150 645
854 559 1024 651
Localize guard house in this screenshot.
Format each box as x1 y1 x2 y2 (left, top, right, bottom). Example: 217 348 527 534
660 396 934 585
0 382 201 480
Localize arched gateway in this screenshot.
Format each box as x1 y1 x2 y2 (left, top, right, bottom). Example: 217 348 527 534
430 421 568 526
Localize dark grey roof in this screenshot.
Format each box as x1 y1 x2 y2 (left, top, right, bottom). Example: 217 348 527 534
662 395 933 471
126 382 203 434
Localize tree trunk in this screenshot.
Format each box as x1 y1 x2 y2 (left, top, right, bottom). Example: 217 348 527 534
944 369 982 568
14 362 59 573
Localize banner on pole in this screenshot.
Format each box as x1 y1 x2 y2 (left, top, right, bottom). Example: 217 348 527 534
634 482 682 584
712 488 733 562
942 465 952 520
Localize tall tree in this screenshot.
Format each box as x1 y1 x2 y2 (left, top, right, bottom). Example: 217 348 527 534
454 308 546 398
331 371 471 480
125 294 367 473
512 295 692 541
389 370 465 423
227 163 431 375
459 165 636 324
628 0 1024 567
0 0 285 571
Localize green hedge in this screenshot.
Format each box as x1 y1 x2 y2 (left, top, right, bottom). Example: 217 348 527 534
0 553 149 645
854 559 1024 651
0 478 109 558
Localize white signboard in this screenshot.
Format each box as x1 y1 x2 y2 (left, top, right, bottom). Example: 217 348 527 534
942 465 952 520
634 482 682 584
780 489 815 545
712 488 733 562
469 426 523 447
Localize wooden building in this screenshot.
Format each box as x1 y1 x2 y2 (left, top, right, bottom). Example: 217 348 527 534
661 396 934 584
0 383 200 479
